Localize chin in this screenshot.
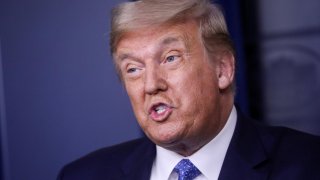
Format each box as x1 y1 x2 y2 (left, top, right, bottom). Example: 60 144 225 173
148 130 183 146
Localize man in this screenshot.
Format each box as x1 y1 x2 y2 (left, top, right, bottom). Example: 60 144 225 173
58 0 320 179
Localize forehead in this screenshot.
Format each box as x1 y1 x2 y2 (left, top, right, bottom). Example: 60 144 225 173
115 21 200 58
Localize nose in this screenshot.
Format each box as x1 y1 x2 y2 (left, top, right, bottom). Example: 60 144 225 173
144 65 168 95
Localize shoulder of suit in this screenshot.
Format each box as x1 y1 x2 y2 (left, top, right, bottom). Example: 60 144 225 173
71 137 151 165
250 119 320 160
57 137 153 179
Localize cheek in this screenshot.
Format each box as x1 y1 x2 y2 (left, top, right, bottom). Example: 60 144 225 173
171 77 201 115
173 66 218 115
125 83 145 114
125 79 143 98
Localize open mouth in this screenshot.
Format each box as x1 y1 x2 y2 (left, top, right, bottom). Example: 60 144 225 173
149 103 173 121
154 104 167 114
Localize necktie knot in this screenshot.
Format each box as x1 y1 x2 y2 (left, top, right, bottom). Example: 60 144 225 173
174 159 201 180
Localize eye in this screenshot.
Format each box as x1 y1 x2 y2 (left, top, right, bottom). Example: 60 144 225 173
127 67 138 74
165 55 180 63
166 55 175 62
124 63 143 78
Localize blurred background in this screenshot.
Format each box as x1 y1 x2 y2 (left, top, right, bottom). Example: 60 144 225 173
0 0 320 179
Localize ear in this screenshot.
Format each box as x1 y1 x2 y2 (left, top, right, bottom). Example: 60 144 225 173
216 51 235 90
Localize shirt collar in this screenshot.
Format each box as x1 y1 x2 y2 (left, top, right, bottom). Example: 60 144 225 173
190 106 237 179
151 106 237 180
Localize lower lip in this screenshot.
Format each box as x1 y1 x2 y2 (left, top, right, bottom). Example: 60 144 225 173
149 107 173 122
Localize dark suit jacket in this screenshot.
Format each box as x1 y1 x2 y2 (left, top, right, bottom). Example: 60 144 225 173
57 112 320 180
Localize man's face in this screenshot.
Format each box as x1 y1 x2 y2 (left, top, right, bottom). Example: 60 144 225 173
115 21 233 155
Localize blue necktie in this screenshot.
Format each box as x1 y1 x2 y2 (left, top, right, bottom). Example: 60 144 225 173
174 159 201 180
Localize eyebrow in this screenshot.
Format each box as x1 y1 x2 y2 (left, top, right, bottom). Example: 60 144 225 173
117 53 134 62
160 35 190 52
116 36 187 62
161 36 181 46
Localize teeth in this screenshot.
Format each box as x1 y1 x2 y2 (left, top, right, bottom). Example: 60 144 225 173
155 105 167 114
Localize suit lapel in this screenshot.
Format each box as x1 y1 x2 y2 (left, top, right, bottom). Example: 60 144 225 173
218 111 271 180
118 111 274 180
121 138 156 180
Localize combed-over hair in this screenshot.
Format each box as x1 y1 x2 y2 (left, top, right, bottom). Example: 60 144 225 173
110 0 235 56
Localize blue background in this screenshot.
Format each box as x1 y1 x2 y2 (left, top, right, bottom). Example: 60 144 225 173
1 0 320 180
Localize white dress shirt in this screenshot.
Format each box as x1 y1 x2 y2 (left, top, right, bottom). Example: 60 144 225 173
150 106 237 180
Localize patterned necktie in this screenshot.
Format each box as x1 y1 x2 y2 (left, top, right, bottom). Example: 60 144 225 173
174 159 201 180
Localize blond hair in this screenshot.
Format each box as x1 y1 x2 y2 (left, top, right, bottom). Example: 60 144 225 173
110 0 235 56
